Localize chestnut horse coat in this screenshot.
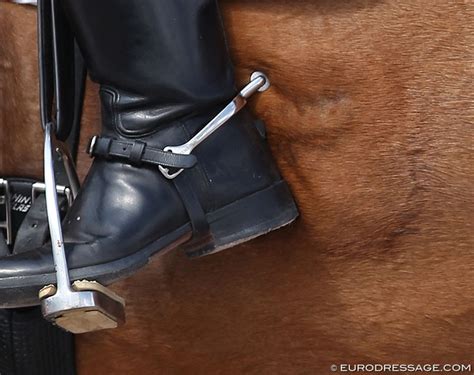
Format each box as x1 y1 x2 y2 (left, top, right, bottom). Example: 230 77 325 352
0 0 473 373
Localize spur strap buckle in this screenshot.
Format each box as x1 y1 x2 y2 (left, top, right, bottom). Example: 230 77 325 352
159 71 271 180
88 135 98 156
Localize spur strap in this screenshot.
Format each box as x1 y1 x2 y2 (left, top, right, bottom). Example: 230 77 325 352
87 135 210 242
87 136 197 169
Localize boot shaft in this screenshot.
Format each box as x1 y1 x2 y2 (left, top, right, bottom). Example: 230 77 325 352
0 0 298 307
61 0 236 131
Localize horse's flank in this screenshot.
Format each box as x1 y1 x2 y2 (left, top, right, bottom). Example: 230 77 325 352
0 1 472 373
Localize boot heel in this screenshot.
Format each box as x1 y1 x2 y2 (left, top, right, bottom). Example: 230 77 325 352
182 180 299 258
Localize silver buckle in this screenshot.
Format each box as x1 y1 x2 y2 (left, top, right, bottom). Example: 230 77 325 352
0 178 74 246
0 179 12 245
87 135 98 156
33 133 80 207
31 182 74 207
158 71 271 180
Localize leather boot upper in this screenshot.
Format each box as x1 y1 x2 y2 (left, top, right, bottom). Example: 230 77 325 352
0 0 284 285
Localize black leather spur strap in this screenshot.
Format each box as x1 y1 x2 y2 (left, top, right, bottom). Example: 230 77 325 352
88 135 212 245
0 1 86 374
87 131 211 243
172 172 210 241
88 136 197 169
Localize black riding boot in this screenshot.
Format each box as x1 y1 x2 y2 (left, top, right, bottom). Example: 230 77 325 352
0 0 298 307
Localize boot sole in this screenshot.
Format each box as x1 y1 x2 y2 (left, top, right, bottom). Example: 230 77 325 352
0 180 298 308
182 180 298 257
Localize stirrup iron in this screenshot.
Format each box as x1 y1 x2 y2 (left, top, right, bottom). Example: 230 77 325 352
37 0 125 333
39 123 125 334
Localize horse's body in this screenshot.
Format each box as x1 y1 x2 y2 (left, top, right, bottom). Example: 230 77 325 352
0 1 472 373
